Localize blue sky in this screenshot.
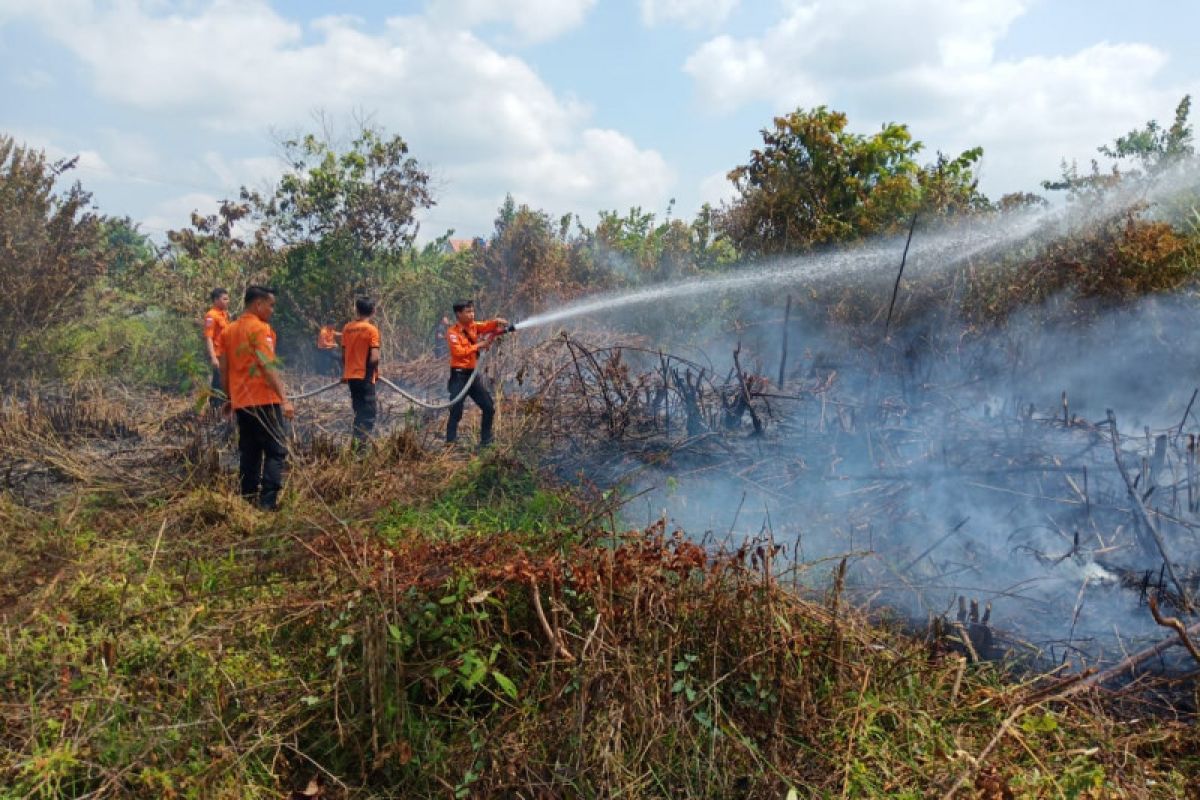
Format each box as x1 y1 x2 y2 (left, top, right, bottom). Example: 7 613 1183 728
2 0 1197 242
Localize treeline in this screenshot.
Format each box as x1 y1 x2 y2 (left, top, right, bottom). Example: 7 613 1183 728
2 98 1198 388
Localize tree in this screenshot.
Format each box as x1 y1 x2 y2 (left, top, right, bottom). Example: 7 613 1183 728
691 203 739 272
480 196 572 313
239 121 436 344
588 203 726 282
718 107 987 257
0 136 106 380
155 200 280 327
1043 96 1194 199
1100 95 1193 174
246 123 434 253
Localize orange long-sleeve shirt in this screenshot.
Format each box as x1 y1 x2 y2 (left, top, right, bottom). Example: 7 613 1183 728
446 319 502 370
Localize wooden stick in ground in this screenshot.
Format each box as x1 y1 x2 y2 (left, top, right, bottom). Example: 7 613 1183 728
1174 387 1198 446
1070 617 1200 692
1149 594 1200 668
1189 436 1197 513
659 350 670 437
1107 409 1194 613
883 210 919 339
732 342 763 435
530 579 574 661
778 294 792 387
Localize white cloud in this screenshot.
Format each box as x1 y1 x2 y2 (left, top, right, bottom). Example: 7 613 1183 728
93 129 164 178
520 128 674 210
428 128 674 236
202 152 281 195
641 0 739 29
140 191 220 236
686 34 801 108
698 168 736 207
2 128 110 177
0 0 43 23
684 0 1031 109
682 0 1186 196
426 0 596 43
4 0 670 236
74 149 110 178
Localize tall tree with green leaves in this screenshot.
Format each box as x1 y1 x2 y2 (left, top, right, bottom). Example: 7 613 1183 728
480 195 572 314
0 136 106 381
718 107 987 257
247 124 434 253
242 121 436 339
1101 95 1193 174
162 200 277 318
1043 96 1194 201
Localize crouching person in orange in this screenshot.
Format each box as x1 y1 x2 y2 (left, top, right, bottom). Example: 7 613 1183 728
341 297 381 447
446 300 508 448
219 286 295 511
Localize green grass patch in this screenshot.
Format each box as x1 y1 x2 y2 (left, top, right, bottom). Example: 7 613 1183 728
376 454 579 542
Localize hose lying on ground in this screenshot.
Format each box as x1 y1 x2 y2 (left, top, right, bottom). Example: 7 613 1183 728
285 348 492 409
378 370 481 410
287 381 343 401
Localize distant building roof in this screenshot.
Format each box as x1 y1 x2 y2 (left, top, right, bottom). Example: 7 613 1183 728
445 238 476 254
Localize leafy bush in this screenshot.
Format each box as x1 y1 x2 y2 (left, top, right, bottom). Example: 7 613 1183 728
0 136 106 382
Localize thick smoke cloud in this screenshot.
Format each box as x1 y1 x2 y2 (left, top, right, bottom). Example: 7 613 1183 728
522 189 1200 673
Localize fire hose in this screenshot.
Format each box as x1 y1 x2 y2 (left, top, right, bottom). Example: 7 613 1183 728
378 369 482 410
284 325 513 409
283 369 482 407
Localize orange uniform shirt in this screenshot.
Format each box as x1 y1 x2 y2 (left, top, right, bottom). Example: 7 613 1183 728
220 314 283 409
203 307 230 357
447 320 501 370
341 319 381 382
317 325 337 349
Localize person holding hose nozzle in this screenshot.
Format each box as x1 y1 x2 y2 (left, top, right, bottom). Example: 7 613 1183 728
446 299 510 449
341 297 381 448
219 286 294 512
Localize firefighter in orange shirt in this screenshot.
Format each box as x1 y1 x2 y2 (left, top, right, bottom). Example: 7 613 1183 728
445 300 509 447
219 285 294 511
202 287 231 409
316 323 341 377
341 297 381 447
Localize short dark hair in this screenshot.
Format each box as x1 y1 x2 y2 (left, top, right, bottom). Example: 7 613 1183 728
355 297 375 316
452 299 474 313
244 285 276 306
211 287 228 302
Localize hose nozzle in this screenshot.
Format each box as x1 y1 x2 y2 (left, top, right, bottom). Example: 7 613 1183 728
505 322 518 334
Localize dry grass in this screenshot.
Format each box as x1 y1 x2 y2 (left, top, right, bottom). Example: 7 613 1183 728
0 387 1198 798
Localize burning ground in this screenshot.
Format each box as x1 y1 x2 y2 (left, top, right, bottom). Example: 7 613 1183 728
530 292 1200 680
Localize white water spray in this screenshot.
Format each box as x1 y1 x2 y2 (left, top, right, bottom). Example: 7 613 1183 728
516 209 1044 330
515 171 1199 331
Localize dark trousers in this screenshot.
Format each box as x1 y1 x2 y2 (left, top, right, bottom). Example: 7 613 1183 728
236 405 288 510
446 369 495 446
209 366 225 409
319 348 341 377
347 379 377 445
